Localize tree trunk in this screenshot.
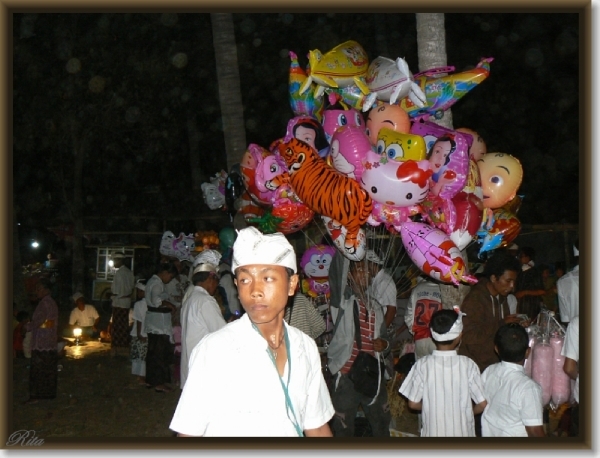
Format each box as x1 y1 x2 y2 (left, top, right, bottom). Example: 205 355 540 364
415 13 453 130
211 13 247 172
186 116 208 230
70 119 86 295
416 13 469 306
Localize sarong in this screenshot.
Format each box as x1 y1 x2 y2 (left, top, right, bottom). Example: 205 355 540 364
29 350 58 399
111 307 131 348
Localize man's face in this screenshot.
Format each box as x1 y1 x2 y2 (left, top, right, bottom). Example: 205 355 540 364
159 272 174 284
35 283 48 299
113 258 123 268
76 299 85 311
489 270 518 296
235 264 298 325
204 274 220 296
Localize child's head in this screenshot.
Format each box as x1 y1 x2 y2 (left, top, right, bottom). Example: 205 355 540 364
494 323 530 363
430 309 462 348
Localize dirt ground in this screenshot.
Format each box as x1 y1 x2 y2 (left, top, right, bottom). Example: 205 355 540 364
10 339 420 441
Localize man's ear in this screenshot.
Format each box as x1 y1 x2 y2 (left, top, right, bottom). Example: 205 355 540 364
494 344 499 356
288 274 299 296
525 347 531 359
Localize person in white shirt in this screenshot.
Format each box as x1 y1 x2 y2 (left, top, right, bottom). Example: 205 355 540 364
110 252 135 356
180 256 226 389
144 262 178 393
130 281 148 385
481 323 545 437
557 241 579 324
399 308 487 437
170 227 334 437
67 292 100 339
561 315 579 436
365 250 397 328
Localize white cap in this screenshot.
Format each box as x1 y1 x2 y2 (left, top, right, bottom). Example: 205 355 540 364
192 249 222 268
135 281 146 291
192 263 219 275
431 306 466 341
72 292 84 302
231 226 297 274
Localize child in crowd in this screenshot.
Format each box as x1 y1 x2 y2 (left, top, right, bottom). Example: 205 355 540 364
130 281 148 385
399 308 487 437
481 323 545 437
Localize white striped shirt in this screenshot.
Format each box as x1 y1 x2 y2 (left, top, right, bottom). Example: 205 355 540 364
399 350 486 437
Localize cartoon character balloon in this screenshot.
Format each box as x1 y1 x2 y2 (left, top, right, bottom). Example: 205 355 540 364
411 121 471 200
361 150 432 232
201 181 226 210
477 152 523 209
159 231 196 262
400 222 477 285
321 98 365 144
278 138 372 259
300 244 337 298
328 125 372 181
288 51 324 122
282 115 329 158
365 102 411 146
376 128 427 162
477 207 522 256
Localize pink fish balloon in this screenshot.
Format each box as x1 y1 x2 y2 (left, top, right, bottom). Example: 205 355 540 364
400 222 477 285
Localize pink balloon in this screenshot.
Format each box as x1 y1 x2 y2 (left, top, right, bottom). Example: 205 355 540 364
531 341 553 406
322 106 364 144
400 221 476 285
329 125 373 181
410 121 470 200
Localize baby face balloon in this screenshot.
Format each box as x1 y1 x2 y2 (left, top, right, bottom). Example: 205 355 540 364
477 152 523 209
365 102 411 146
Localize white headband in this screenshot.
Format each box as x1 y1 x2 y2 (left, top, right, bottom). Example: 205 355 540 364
135 281 146 291
231 227 297 274
431 306 466 341
192 263 219 275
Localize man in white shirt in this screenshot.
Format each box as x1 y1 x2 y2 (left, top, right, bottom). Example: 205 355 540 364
557 257 579 324
170 227 334 437
110 252 134 356
561 315 579 436
67 292 100 339
180 256 226 389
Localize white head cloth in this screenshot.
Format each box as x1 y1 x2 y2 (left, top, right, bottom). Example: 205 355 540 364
431 306 466 341
135 281 146 291
231 227 297 274
72 292 84 302
193 249 222 268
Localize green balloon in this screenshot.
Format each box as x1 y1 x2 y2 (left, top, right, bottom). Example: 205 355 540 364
219 227 236 252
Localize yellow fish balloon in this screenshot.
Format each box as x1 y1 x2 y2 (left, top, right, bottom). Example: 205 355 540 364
300 40 370 98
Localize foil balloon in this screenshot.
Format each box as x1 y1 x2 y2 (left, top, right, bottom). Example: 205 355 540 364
400 57 494 121
201 181 226 210
322 216 366 262
365 102 411 146
321 97 365 144
328 124 372 181
159 231 196 262
236 190 265 221
449 191 483 250
420 194 457 237
288 51 324 122
282 115 329 157
240 143 289 205
278 137 372 258
250 202 314 235
300 40 370 98
477 207 522 256
410 121 470 200
456 127 487 162
327 84 368 111
225 163 245 218
400 221 477 285
300 244 337 298
218 227 236 253
361 150 431 232
376 128 427 162
363 56 426 112
477 152 523 209
502 195 523 215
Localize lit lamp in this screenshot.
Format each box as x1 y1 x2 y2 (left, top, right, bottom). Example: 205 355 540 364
73 327 82 346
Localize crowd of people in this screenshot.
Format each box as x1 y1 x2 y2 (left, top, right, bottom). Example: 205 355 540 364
16 228 580 439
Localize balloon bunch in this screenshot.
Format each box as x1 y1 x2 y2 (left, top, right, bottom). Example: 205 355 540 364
201 170 228 210
193 230 220 253
206 39 524 287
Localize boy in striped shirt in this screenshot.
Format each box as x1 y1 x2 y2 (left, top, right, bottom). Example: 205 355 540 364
399 308 487 436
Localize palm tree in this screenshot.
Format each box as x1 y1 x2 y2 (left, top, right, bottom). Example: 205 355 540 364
210 13 247 173
416 12 469 306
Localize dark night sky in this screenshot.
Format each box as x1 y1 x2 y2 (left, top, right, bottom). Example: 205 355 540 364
13 13 579 239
